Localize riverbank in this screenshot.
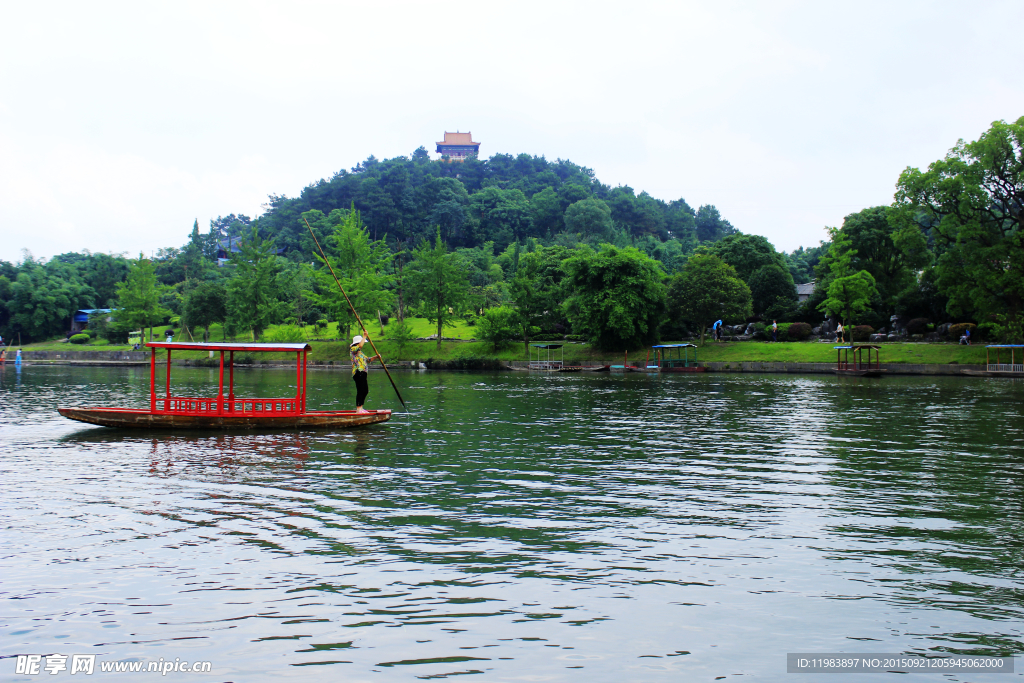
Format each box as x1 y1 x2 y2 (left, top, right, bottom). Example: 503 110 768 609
7 338 990 366
5 346 992 376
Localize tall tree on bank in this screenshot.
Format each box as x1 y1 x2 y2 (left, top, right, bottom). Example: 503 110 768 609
816 229 879 329
667 254 752 345
893 116 1024 331
226 226 286 341
182 281 227 342
305 208 395 340
408 229 469 350
115 254 168 343
562 245 666 351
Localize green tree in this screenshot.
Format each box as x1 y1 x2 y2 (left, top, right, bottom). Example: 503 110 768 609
182 281 227 342
476 306 521 350
563 245 666 351
469 186 533 249
748 264 797 316
305 208 394 340
508 245 571 354
695 205 736 242
563 198 613 241
530 187 563 236
666 254 752 345
386 317 415 357
893 116 1024 325
834 207 930 318
818 271 879 329
7 258 96 342
226 226 287 341
701 233 790 282
408 229 469 350
115 254 169 343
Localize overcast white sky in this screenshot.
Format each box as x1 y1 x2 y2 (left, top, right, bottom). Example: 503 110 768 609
1 0 1022 263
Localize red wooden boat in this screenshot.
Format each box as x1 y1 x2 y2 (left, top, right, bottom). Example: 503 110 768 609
58 341 392 429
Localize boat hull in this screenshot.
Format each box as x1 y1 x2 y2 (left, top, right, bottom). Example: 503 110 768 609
58 407 392 430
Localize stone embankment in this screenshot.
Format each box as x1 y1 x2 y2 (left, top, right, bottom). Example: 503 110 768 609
6 351 985 376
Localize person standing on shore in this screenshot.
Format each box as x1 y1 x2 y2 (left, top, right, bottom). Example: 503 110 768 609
771 320 778 342
836 322 845 343
350 335 380 413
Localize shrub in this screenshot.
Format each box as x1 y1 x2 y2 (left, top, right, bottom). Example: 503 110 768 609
90 338 110 346
851 325 875 342
787 322 813 340
386 318 416 356
69 334 90 344
906 318 930 335
948 323 977 340
476 306 521 350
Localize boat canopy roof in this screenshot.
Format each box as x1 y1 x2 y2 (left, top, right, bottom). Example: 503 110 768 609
834 345 882 350
986 344 1024 348
652 344 697 348
146 341 312 352
531 343 563 349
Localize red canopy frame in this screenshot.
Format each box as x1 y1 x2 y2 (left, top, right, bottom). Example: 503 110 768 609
146 342 312 417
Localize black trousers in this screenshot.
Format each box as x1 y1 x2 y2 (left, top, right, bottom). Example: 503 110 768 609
353 371 369 407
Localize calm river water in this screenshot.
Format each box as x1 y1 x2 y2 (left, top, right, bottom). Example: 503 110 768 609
1 366 1022 681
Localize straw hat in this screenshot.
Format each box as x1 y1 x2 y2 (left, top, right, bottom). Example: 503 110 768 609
351 335 364 346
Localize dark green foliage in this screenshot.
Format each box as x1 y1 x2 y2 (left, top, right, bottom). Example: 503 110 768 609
563 198 613 241
787 322 812 340
667 254 752 345
5 258 96 342
695 205 736 243
906 318 930 335
701 233 790 282
226 226 287 341
476 306 520 350
748 264 797 316
183 281 227 341
563 245 667 351
784 244 828 283
69 333 89 344
894 117 1024 329
851 325 874 342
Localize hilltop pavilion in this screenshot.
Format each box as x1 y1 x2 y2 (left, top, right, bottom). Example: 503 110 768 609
436 131 480 161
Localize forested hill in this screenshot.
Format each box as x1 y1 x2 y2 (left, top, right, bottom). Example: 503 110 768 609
245 147 741 263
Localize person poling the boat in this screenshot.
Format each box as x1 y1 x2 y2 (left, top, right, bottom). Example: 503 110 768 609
350 335 381 414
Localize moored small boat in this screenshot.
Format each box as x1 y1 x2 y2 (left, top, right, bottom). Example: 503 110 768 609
834 344 886 377
649 344 707 373
58 341 393 430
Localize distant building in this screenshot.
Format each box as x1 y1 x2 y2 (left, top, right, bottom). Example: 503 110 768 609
796 282 816 303
436 131 480 162
72 308 112 334
216 236 286 266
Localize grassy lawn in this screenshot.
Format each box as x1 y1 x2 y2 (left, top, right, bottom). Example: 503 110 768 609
15 319 988 366
694 341 987 365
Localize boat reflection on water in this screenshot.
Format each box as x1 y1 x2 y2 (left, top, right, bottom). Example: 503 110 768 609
58 427 388 471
